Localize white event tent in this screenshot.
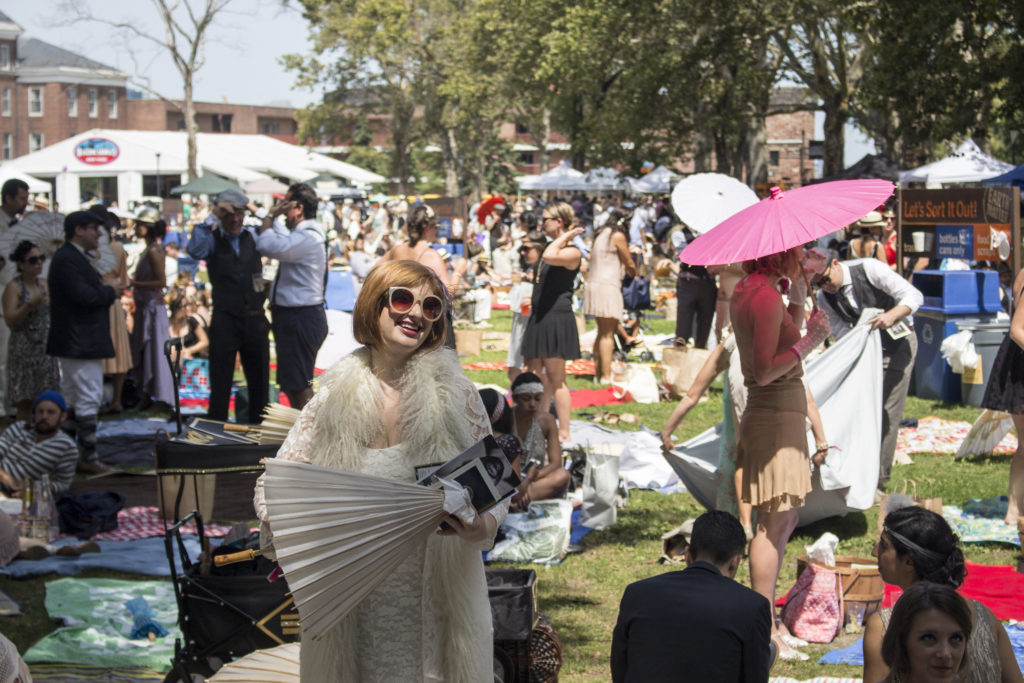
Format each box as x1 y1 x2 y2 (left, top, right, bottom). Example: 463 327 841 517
0 164 50 194
898 139 1013 188
11 129 385 209
516 164 585 192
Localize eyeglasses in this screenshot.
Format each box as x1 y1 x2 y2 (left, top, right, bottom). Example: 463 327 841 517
385 286 444 322
542 215 557 222
25 255 46 265
810 261 832 287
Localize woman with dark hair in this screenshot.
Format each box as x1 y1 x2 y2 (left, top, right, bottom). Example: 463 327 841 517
510 371 570 502
130 215 174 409
582 206 636 383
880 581 972 683
255 260 504 680
864 505 1022 682
731 245 828 657
2 240 59 421
507 228 545 384
521 201 583 441
167 290 210 360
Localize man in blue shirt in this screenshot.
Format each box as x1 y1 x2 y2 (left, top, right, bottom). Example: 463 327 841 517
186 190 270 424
256 183 328 410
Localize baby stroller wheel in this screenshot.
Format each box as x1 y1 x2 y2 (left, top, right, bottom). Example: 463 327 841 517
493 645 515 682
612 348 627 362
640 350 655 363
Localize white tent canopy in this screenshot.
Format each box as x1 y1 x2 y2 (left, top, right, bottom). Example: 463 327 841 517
0 164 50 194
628 165 682 194
12 129 385 209
899 139 1013 188
516 164 584 191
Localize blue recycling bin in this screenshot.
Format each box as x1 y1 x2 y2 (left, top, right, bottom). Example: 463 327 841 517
912 270 1001 403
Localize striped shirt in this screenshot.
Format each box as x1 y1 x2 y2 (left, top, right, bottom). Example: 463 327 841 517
0 424 79 496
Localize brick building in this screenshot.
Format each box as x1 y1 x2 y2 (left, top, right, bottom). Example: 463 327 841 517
125 99 299 144
0 11 129 160
764 87 818 188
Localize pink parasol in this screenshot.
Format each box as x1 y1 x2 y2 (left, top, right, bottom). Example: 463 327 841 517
679 179 895 266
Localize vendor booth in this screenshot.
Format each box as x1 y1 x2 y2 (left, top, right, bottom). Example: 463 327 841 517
10 129 385 210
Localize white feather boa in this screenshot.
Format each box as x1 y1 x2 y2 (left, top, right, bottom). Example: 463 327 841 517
293 346 497 683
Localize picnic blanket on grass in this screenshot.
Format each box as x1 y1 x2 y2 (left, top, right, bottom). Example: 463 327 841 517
24 578 179 672
0 535 201 578
897 416 1017 457
77 506 234 542
943 497 1021 546
462 359 599 376
29 664 165 682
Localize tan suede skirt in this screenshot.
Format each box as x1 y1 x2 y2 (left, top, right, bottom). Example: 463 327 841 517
738 377 811 513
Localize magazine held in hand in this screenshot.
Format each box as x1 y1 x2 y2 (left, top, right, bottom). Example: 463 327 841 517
416 435 521 518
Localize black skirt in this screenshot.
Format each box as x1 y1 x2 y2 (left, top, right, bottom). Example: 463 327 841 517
981 334 1024 415
521 310 581 361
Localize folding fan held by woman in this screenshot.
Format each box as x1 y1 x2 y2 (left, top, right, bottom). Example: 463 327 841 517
254 260 507 682
681 180 896 658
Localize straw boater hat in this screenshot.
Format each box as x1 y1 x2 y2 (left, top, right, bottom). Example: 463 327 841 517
855 210 886 230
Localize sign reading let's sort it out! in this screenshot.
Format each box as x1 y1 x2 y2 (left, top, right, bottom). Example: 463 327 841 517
900 187 1019 264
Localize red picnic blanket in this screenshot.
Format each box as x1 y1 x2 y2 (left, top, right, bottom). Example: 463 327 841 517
58 506 236 542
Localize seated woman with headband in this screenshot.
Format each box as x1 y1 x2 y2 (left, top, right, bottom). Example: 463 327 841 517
510 372 569 503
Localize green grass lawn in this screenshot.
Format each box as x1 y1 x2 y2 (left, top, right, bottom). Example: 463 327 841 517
2 307 1019 682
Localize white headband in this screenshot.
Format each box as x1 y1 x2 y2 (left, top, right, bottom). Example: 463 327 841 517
512 382 544 395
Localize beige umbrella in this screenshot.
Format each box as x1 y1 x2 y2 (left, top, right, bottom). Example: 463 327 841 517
262 459 470 639
208 642 300 682
955 409 1016 460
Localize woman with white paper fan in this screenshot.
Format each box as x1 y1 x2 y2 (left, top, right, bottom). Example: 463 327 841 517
254 260 507 682
2 240 59 420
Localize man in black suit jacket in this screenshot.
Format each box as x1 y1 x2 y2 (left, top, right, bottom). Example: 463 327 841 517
611 510 772 682
46 211 118 473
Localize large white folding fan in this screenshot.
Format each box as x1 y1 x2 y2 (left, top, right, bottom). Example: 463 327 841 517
262 458 465 639
208 642 300 682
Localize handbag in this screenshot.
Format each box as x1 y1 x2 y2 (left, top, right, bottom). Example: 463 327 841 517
877 479 943 529
622 273 651 310
660 345 712 399
781 562 844 643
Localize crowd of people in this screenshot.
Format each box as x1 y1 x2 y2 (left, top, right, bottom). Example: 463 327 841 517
1 171 1023 682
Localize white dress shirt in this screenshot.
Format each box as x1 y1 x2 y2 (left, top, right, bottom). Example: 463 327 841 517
256 217 327 307
816 258 923 341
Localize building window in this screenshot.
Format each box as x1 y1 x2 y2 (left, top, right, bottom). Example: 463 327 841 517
1 88 9 116
0 45 9 70
108 89 117 118
516 151 535 165
28 87 43 116
88 88 98 117
2 133 10 160
212 113 232 133
261 121 280 135
29 133 43 152
769 150 780 166
176 117 185 131
68 86 78 116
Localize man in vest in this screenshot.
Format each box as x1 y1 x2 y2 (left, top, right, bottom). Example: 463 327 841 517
256 183 328 410
186 189 270 424
807 250 923 493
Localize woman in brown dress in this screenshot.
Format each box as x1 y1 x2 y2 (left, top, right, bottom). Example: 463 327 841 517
731 245 830 655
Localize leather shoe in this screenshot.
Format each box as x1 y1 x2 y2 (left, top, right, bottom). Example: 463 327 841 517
76 460 112 475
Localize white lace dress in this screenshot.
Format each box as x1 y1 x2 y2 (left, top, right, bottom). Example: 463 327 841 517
254 346 503 683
